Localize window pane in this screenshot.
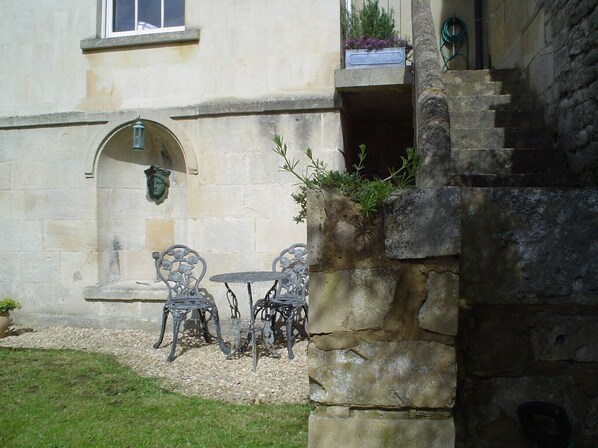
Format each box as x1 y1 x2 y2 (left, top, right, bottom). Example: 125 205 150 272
113 0 135 32
138 0 161 29
164 0 184 27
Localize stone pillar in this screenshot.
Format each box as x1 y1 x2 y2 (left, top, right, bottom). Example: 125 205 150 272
306 188 461 448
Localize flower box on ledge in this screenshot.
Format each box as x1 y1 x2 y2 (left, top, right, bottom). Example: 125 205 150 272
345 47 406 69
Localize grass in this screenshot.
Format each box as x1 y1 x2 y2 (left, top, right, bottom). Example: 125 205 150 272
0 348 309 448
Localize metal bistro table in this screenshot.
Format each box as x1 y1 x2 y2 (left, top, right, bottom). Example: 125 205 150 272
209 271 288 371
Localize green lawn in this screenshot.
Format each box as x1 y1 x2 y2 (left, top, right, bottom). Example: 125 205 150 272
0 348 309 448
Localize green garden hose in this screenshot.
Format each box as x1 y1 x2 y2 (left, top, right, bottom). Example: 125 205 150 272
440 15 469 70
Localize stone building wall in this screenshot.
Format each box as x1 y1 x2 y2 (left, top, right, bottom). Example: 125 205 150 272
484 0 598 184
0 1 344 330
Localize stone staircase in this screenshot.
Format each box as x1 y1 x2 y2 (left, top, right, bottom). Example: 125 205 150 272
444 69 567 187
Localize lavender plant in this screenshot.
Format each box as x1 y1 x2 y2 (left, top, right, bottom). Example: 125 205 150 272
342 0 411 51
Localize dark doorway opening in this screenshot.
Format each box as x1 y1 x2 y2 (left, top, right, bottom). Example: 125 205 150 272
338 84 414 178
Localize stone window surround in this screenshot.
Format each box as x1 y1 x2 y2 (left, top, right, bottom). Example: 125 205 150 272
80 0 198 52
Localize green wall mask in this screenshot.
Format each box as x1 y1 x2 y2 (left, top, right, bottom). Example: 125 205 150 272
144 165 171 204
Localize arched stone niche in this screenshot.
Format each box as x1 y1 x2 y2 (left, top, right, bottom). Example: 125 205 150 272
95 119 188 285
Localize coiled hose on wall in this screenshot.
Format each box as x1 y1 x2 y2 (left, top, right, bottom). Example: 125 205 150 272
440 15 469 70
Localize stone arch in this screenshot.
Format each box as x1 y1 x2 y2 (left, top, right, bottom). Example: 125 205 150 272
84 111 198 178
93 115 192 285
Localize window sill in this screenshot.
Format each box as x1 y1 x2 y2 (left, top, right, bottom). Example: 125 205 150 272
81 29 200 53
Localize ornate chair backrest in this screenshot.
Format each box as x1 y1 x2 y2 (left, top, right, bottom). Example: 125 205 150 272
272 243 308 301
155 245 207 302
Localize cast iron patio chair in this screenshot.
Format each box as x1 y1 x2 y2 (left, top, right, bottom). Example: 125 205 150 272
254 243 308 359
153 244 229 362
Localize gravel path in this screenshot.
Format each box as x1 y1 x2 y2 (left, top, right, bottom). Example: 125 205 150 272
0 325 309 405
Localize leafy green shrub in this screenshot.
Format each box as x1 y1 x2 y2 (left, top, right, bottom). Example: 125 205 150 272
272 135 420 223
0 298 21 314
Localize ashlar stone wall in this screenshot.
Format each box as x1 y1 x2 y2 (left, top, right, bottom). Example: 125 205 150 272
306 188 461 448
484 0 598 184
458 187 598 447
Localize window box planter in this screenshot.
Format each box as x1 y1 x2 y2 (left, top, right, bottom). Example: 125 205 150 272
345 47 406 69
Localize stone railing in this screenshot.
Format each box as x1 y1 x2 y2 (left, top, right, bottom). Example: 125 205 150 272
411 0 451 188
306 188 461 448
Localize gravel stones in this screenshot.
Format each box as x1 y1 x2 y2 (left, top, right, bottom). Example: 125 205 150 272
0 326 309 404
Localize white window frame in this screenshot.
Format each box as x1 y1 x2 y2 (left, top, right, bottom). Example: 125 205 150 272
103 0 185 38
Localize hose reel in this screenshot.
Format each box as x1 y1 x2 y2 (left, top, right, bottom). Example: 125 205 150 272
440 15 469 70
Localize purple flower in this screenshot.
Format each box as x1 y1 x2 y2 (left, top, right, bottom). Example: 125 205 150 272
343 35 411 51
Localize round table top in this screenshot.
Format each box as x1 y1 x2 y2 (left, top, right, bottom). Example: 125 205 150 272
209 271 288 284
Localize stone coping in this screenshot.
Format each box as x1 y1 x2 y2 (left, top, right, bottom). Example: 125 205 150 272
334 66 413 90
0 96 340 130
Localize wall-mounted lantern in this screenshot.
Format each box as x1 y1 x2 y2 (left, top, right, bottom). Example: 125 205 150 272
132 117 144 151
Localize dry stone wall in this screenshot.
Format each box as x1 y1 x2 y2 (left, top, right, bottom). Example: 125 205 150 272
305 186 597 447
306 188 460 448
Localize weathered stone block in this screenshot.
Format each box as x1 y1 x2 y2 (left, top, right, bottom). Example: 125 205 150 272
581 397 598 447
308 269 397 334
24 188 96 220
308 410 455 448
0 221 43 251
44 220 97 251
418 271 459 335
380 262 428 337
306 189 386 271
312 333 360 351
309 340 456 408
145 220 174 250
460 308 533 377
531 316 598 362
462 376 576 446
461 188 598 304
384 188 461 259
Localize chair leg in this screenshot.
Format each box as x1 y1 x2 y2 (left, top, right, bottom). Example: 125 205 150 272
261 308 280 359
153 307 169 349
271 309 278 340
198 311 211 343
167 309 185 362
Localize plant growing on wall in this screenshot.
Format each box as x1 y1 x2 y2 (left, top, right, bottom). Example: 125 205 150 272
272 134 420 224
341 0 411 51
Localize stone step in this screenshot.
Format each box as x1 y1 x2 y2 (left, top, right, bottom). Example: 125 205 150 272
451 128 548 150
443 68 521 84
451 149 564 175
450 110 543 129
444 68 564 184
445 81 526 97
451 173 575 188
447 94 529 112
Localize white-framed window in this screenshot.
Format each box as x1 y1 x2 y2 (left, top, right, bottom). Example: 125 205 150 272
103 0 185 38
